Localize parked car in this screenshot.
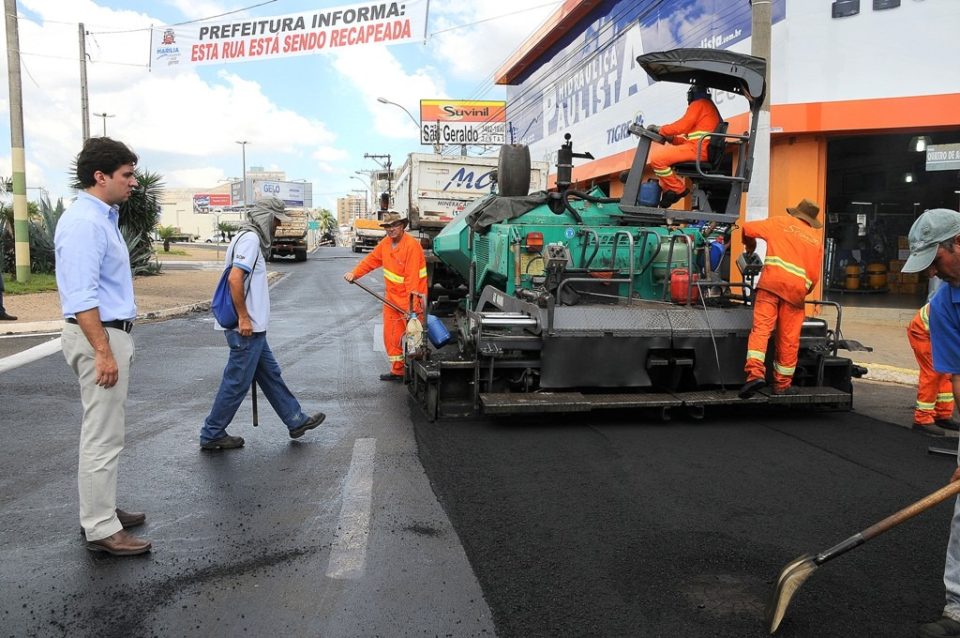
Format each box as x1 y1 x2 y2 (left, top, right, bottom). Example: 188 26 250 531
204 232 228 243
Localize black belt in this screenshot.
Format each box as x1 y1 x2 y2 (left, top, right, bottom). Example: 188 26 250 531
66 318 134 333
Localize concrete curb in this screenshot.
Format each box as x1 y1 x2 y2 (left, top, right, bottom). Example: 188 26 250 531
855 362 919 387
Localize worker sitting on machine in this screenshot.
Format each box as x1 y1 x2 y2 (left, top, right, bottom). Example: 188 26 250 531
646 85 721 209
739 199 825 398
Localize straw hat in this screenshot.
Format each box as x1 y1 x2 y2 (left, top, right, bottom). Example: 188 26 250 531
379 212 408 228
786 199 822 229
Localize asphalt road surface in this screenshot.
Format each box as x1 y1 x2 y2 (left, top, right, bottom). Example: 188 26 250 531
0 247 955 638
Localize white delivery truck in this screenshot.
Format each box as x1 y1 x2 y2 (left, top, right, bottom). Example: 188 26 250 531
393 153 549 238
392 153 549 312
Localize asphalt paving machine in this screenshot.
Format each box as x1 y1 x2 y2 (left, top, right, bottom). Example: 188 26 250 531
406 48 868 420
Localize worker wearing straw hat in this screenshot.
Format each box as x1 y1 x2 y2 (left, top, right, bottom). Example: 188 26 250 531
345 212 427 381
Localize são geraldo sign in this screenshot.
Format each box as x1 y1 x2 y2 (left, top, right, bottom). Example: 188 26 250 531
150 0 428 69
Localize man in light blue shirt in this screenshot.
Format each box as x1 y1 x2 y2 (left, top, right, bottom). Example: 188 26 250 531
55 137 151 557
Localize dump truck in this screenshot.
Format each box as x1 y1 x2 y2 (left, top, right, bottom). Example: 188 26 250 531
404 48 870 420
351 217 387 253
393 153 549 313
270 208 308 262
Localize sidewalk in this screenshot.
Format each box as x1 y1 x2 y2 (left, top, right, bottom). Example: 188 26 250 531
0 268 222 335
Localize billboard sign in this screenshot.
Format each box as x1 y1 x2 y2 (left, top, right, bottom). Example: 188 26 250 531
150 0 429 70
505 0 786 161
926 144 960 172
193 193 232 213
419 100 506 146
252 180 305 206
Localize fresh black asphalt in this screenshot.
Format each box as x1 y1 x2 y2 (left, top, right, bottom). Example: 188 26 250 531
0 247 954 637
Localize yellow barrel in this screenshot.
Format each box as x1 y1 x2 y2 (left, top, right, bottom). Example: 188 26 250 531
866 263 887 290
845 263 861 290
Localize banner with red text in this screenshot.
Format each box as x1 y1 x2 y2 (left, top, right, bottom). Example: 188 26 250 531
150 0 428 70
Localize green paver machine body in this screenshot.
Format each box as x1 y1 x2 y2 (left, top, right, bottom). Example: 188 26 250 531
409 48 867 420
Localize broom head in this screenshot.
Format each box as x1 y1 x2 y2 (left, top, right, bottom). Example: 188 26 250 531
765 554 817 634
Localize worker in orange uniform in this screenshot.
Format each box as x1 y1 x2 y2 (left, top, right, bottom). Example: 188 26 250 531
738 199 824 399
908 302 959 436
344 213 427 381
646 85 720 209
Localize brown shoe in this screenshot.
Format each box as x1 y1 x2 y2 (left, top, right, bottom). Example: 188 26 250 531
80 508 146 536
86 529 151 556
116 508 145 528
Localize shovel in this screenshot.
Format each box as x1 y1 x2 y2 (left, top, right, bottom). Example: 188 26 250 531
766 479 960 634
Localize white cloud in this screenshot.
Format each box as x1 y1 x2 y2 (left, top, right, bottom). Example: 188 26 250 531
331 45 445 141
428 1 559 81
0 1 350 202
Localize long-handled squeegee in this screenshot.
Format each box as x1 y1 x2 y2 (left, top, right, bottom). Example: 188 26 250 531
349 279 424 347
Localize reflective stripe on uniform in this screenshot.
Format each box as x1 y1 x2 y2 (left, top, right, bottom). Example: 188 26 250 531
419 267 427 279
937 392 955 403
921 303 931 332
388 354 404 362
917 400 937 410
383 268 404 284
654 167 674 177
685 130 710 139
747 350 765 362
763 256 813 290
774 361 795 376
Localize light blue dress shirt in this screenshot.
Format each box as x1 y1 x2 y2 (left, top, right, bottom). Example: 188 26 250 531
55 191 136 321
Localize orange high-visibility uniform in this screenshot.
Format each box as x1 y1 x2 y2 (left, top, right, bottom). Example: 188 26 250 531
908 303 955 425
742 216 823 391
350 232 427 375
648 98 720 195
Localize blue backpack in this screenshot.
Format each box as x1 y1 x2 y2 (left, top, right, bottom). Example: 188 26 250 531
211 232 259 329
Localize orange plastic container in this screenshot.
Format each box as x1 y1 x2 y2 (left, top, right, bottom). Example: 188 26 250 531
670 268 700 304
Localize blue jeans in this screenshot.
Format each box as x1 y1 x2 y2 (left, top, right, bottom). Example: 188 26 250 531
201 331 309 443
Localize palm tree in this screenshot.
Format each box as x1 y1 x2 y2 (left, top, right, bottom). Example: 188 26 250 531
218 222 239 240
156 225 177 252
70 165 165 275
317 209 337 234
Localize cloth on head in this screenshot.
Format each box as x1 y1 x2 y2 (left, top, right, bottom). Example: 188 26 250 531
902 208 960 273
237 197 291 258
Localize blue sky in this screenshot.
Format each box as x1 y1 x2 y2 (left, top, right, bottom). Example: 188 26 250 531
0 0 559 210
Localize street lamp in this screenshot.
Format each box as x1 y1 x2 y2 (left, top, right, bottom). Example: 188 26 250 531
376 97 442 154
349 175 371 214
235 140 249 208
93 112 114 137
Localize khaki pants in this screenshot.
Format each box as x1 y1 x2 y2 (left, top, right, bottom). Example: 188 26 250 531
62 323 134 541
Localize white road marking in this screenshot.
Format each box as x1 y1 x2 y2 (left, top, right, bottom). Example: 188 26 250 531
326 437 376 580
0 337 62 375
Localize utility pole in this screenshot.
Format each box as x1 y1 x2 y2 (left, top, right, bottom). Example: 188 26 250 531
363 153 392 213
236 140 249 209
79 23 90 141
747 0 772 223
5 0 30 282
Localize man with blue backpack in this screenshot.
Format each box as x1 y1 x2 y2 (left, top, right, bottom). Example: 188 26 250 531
200 197 325 451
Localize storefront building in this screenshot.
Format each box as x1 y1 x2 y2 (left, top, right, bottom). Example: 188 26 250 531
496 0 960 307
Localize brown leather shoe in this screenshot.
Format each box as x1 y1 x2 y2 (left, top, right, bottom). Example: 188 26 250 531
86 529 151 556
80 508 146 536
116 508 145 528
